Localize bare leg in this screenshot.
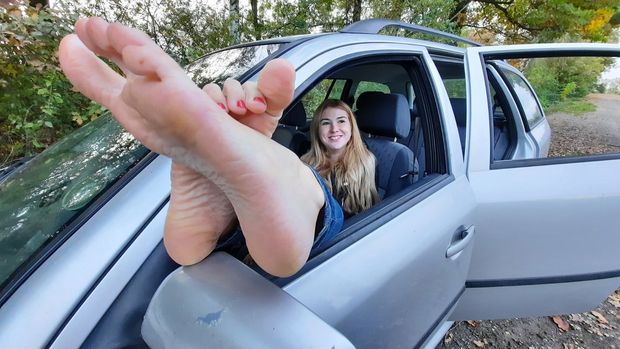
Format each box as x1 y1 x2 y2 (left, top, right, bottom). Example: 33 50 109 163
59 18 324 277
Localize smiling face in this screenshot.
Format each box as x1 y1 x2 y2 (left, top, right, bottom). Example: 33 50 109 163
318 106 352 161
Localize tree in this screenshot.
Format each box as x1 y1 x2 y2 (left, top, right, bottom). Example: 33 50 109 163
454 0 620 44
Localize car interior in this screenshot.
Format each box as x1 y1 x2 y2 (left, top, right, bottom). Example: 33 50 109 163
82 56 452 347
433 59 517 161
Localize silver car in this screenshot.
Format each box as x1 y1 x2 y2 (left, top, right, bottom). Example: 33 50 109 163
0 19 618 348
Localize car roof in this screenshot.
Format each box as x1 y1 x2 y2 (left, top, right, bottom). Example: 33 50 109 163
210 19 475 60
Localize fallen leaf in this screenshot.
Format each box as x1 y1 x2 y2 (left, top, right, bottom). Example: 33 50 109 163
466 320 479 328
563 344 575 349
552 316 570 332
591 311 609 325
473 339 485 348
607 297 620 309
443 332 454 344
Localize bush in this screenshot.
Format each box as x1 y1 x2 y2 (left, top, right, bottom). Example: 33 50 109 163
0 2 105 166
523 57 608 108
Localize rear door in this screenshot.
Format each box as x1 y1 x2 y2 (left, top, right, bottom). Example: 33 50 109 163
453 44 620 320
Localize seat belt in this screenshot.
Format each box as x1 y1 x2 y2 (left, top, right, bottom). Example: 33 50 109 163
411 116 422 182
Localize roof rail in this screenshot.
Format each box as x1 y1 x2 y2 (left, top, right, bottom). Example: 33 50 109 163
340 18 481 47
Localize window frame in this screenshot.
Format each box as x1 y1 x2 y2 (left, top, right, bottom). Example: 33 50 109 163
466 45 620 171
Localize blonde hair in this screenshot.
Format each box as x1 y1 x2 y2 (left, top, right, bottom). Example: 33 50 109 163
301 99 378 215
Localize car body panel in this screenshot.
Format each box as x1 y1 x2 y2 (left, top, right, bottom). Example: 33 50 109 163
0 155 170 347
142 252 355 349
285 175 476 348
455 44 620 319
50 202 168 348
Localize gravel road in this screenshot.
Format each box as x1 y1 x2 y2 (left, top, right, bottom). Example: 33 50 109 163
436 93 620 349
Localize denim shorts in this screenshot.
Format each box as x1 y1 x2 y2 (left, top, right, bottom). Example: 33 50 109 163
215 166 344 261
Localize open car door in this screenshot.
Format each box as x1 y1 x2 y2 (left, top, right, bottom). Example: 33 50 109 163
454 44 620 320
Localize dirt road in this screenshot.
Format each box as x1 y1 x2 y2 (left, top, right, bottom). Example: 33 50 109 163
436 93 620 349
547 93 620 157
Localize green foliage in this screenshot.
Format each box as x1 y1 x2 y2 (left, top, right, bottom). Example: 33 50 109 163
460 0 620 44
545 99 596 115
3 0 619 166
56 0 236 65
523 57 607 108
0 3 105 165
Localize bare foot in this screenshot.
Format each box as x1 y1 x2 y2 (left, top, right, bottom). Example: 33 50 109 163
59 18 324 276
165 66 294 265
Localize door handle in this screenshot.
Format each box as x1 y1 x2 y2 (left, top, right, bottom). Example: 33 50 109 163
446 225 475 258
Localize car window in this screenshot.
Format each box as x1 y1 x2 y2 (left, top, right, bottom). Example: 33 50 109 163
186 43 282 86
353 81 390 109
443 78 466 98
499 67 545 128
301 79 347 118
486 55 620 163
0 115 148 290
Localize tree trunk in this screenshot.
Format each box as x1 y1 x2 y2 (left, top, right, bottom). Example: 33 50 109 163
29 0 47 8
250 0 261 40
352 0 362 22
230 0 240 44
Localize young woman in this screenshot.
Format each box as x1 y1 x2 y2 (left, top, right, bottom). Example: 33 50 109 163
302 99 379 218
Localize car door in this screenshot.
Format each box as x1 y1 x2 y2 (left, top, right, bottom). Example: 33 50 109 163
275 41 477 348
452 44 620 320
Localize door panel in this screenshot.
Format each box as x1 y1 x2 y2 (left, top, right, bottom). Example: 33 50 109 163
457 44 620 320
285 175 476 348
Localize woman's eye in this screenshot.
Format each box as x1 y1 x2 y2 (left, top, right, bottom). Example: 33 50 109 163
320 121 330 126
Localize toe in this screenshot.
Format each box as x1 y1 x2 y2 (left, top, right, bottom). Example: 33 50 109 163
106 22 183 80
223 78 247 114
242 81 268 115
203 83 228 111
257 58 295 117
59 34 124 107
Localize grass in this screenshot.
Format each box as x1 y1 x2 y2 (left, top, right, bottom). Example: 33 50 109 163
545 99 596 115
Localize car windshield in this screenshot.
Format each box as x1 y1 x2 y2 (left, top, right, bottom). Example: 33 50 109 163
0 43 282 291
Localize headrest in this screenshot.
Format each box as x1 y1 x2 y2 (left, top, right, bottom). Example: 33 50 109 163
356 91 386 110
281 102 307 128
356 93 411 139
450 98 467 127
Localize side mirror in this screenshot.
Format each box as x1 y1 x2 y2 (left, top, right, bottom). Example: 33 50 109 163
142 252 355 348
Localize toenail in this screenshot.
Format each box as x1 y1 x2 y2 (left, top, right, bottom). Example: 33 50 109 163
237 100 246 109
217 102 227 110
253 97 266 105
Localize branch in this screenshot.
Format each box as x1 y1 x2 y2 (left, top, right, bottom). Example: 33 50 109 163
482 0 543 32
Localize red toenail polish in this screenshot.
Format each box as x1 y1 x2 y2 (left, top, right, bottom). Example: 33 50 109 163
253 97 266 105
237 100 246 109
217 102 226 110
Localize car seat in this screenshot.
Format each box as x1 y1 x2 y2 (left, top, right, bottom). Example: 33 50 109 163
356 93 415 199
272 101 310 156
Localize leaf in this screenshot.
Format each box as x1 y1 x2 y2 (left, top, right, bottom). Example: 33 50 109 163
43 121 53 128
32 139 44 148
552 316 570 332
609 292 620 307
466 320 479 328
473 339 485 348
591 311 609 325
